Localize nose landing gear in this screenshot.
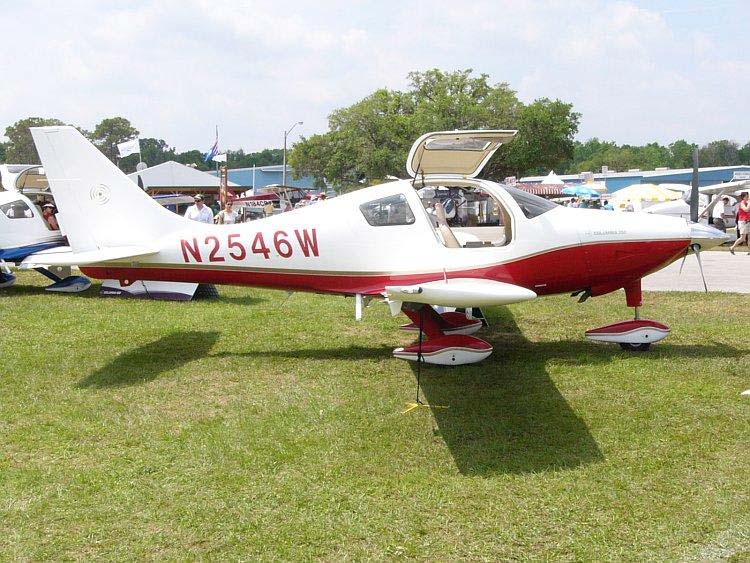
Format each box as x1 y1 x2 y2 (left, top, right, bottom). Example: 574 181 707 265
584 280 671 351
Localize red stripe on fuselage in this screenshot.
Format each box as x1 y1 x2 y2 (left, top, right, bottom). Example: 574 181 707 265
81 239 689 297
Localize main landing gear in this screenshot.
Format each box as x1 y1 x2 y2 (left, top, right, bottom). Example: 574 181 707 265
0 260 16 288
34 266 91 293
393 303 492 365
584 280 670 351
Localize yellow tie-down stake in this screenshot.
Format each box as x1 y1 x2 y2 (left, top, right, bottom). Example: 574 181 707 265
402 400 449 414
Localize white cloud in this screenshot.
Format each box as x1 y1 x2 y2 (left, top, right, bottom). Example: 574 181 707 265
0 0 747 154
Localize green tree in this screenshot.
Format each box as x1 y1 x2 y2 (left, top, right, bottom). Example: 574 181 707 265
288 132 345 189
739 142 750 164
289 69 574 190
699 140 740 167
175 150 210 171
0 142 6 163
409 68 519 131
291 87 416 190
91 117 139 164
4 117 65 163
489 98 579 178
567 140 681 174
668 139 697 168
120 138 176 172
227 148 284 168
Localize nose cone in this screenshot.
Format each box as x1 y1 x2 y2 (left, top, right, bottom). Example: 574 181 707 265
689 222 731 250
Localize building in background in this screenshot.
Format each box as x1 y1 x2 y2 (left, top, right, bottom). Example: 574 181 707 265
128 160 246 196
520 165 750 192
214 165 318 192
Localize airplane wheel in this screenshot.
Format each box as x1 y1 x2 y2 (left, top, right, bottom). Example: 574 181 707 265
619 342 651 352
194 283 220 299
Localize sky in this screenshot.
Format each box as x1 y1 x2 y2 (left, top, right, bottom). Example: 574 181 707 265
0 0 747 152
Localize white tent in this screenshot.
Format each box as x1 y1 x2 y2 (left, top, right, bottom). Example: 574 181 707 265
127 161 239 191
541 171 564 185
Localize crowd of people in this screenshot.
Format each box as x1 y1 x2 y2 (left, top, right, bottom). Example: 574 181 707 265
183 192 329 225
564 197 616 210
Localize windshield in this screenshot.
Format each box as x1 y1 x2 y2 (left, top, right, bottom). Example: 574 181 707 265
503 185 558 219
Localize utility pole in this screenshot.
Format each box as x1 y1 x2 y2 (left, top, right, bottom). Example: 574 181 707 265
282 121 303 187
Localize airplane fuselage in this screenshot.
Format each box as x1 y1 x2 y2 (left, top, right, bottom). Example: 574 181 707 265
79 178 692 299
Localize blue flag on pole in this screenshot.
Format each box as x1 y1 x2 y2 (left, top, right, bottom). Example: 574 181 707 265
204 126 219 163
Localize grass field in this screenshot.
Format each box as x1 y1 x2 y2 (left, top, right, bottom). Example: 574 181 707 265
2 272 749 560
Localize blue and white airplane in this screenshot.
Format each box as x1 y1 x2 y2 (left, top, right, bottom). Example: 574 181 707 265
0 164 91 291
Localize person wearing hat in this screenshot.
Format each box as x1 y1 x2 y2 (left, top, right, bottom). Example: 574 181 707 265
184 194 214 224
42 203 59 230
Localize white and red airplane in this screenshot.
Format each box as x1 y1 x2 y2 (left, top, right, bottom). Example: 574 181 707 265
27 126 728 364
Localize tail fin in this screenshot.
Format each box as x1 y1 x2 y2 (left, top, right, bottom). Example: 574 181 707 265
30 126 184 252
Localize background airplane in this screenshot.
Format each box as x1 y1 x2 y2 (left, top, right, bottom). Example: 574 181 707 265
27 126 728 364
0 164 90 291
0 165 211 299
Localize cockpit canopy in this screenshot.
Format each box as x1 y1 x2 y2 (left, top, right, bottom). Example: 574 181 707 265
406 130 517 179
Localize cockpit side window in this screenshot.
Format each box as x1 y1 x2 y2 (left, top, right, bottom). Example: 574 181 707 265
360 194 416 226
504 185 558 219
1 200 34 219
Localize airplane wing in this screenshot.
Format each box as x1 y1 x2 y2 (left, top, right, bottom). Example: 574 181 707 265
699 179 750 196
384 278 536 308
19 244 159 268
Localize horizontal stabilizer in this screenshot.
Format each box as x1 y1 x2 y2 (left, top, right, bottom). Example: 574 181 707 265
384 278 536 307
20 245 159 267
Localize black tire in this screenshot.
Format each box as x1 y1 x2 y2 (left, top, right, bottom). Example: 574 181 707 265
619 342 651 352
193 283 220 300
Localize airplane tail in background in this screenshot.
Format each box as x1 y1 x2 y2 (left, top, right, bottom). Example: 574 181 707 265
30 126 184 253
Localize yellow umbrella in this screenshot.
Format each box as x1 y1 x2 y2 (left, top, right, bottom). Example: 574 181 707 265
611 183 683 204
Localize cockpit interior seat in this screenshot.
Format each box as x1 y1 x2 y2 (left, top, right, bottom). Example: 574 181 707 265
434 201 461 248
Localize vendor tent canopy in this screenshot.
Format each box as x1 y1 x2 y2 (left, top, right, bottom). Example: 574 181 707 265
582 180 607 193
540 171 564 185
127 161 241 194
562 185 600 198
516 183 564 197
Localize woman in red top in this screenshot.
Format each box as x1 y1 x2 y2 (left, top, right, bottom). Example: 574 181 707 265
730 192 750 254
42 203 59 231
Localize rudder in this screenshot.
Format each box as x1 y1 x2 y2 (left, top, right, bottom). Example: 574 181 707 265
30 126 184 252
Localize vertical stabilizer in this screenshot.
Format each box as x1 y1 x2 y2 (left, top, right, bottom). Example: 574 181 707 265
30 126 184 252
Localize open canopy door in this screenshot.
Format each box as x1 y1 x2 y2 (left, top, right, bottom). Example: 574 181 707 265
406 130 517 179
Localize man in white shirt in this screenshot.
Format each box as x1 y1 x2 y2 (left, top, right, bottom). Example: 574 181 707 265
184 194 214 223
712 196 728 232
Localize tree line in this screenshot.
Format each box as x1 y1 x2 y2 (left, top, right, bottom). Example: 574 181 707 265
2 69 748 187
0 117 283 173
568 138 750 175
288 69 750 190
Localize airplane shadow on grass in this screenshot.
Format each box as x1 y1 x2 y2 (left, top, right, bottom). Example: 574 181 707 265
77 331 220 388
80 312 745 475
234 307 745 476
